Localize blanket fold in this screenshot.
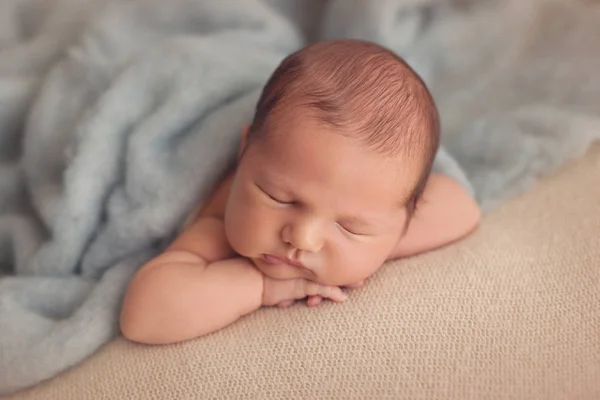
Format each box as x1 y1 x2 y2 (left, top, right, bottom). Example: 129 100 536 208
1 0 599 394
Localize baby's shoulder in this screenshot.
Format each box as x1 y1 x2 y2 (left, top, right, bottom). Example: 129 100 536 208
199 171 235 218
181 170 236 230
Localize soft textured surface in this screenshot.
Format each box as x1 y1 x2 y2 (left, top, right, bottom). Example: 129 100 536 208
1 0 600 394
7 143 600 400
0 1 299 393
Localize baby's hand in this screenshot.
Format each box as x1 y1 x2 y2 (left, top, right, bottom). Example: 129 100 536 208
262 276 347 308
305 279 365 307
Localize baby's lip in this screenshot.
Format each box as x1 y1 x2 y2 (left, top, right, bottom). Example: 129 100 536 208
262 254 307 270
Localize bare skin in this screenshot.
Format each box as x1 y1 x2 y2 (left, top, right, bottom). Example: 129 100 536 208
120 119 481 345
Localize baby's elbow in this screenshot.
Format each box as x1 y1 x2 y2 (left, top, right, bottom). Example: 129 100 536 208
120 306 175 345
119 277 165 344
119 313 142 343
119 299 154 344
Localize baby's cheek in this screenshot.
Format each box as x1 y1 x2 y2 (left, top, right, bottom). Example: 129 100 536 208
224 202 252 255
350 258 383 283
340 245 389 283
224 200 269 257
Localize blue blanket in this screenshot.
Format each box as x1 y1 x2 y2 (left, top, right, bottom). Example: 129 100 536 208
1 0 599 394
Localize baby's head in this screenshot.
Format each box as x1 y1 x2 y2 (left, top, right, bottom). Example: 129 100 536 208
225 39 439 286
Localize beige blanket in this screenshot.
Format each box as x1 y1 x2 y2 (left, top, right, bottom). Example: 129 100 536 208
2 0 599 395
9 143 600 399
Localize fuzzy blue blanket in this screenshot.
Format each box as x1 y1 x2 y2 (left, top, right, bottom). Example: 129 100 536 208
1 0 598 394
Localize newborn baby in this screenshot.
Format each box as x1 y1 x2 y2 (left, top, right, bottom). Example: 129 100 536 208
120 39 480 344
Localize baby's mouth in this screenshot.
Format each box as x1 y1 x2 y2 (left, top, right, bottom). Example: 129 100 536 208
262 254 308 270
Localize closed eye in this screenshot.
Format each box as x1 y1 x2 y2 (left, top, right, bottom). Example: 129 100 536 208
257 184 294 205
336 222 364 236
267 193 294 205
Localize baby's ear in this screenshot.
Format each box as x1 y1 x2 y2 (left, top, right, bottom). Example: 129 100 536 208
238 124 250 158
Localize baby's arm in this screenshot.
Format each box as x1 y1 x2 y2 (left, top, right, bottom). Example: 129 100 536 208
120 216 346 344
389 173 481 259
119 217 263 344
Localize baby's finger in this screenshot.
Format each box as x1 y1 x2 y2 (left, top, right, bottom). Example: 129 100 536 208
297 280 346 303
277 300 295 308
306 295 323 307
318 285 347 303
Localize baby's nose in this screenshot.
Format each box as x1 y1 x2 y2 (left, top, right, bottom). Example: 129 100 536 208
282 219 325 253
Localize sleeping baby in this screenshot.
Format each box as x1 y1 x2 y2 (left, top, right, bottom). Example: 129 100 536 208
119 39 481 344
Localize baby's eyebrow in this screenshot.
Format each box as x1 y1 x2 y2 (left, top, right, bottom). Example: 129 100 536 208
259 170 289 188
337 215 374 228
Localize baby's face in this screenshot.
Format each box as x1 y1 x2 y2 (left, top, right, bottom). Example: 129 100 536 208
224 118 422 287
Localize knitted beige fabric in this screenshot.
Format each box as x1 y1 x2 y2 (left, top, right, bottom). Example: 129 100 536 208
6 144 600 400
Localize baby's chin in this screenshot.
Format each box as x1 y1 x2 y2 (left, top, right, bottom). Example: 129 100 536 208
250 256 314 281
251 257 361 287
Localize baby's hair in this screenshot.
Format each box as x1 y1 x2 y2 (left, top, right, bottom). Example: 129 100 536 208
248 39 440 216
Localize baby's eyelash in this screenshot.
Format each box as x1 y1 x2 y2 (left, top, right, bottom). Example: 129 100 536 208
267 192 293 205
336 223 361 236
257 184 294 205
